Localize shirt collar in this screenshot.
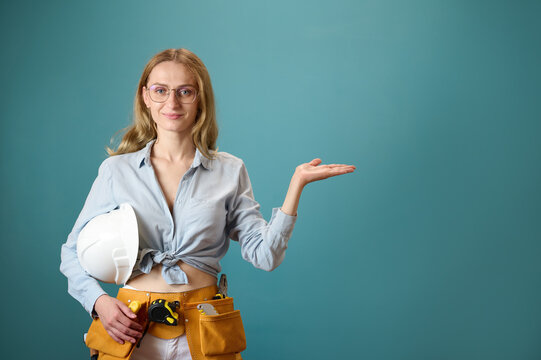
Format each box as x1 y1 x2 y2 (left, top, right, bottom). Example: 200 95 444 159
138 139 212 170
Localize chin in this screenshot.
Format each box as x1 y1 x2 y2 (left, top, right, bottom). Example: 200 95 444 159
157 122 194 135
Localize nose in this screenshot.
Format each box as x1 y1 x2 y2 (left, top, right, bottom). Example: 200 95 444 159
165 90 181 107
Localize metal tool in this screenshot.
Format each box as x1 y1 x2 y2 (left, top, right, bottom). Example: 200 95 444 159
197 303 218 315
212 273 228 299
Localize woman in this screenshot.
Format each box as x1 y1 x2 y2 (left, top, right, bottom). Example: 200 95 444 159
60 48 355 360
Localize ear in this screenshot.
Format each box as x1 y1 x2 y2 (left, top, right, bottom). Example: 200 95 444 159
142 86 150 108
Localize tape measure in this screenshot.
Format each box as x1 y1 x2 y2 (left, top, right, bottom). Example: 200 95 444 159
148 299 180 326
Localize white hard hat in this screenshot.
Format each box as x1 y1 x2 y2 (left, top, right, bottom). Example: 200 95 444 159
77 203 139 285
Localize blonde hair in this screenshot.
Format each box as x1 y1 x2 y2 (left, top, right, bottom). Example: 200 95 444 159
107 48 218 158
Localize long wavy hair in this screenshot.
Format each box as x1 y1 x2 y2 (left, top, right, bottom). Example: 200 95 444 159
107 48 218 158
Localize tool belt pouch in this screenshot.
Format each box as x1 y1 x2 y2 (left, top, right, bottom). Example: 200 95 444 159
198 304 246 356
85 318 134 358
85 294 148 359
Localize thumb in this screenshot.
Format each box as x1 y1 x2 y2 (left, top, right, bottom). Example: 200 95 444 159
117 299 137 319
309 158 322 166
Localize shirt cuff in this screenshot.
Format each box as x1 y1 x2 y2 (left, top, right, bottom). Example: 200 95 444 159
270 207 297 239
84 285 108 318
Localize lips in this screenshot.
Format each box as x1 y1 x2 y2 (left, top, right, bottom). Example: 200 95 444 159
162 113 184 119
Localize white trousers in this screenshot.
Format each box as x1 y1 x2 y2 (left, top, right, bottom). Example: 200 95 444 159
130 333 192 360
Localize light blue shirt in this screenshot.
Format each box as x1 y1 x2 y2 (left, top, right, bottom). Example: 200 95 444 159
60 139 297 314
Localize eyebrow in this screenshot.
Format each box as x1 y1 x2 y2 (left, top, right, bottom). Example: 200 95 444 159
149 82 196 88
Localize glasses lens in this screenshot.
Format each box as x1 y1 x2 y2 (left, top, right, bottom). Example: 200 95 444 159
148 85 197 103
175 86 197 104
149 85 168 102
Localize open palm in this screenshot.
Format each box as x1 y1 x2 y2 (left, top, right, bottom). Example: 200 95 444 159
295 158 356 186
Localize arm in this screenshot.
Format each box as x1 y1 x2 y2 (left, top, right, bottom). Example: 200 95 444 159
59 159 142 344
226 162 297 271
227 159 355 271
60 160 116 314
281 158 356 216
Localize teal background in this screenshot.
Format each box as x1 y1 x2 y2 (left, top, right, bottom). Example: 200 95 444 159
1 0 540 359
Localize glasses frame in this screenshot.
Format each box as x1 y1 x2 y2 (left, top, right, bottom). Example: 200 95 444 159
147 84 198 104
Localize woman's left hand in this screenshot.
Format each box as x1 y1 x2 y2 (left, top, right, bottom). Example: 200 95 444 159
293 158 356 187
281 158 355 216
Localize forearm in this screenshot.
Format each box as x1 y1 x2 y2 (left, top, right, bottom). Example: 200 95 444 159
280 175 305 216
60 241 107 315
238 208 296 271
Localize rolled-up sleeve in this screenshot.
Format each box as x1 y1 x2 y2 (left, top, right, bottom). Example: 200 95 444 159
226 162 297 271
60 159 118 315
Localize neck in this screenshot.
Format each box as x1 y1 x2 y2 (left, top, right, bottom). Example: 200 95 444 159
152 131 196 163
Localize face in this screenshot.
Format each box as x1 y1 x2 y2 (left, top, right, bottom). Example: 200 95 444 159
142 61 199 137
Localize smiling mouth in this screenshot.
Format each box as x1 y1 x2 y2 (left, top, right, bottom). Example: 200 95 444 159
162 113 184 119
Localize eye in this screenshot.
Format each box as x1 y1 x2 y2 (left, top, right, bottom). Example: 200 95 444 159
178 88 194 97
153 87 167 95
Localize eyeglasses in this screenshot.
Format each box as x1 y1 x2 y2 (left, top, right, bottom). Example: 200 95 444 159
147 84 198 104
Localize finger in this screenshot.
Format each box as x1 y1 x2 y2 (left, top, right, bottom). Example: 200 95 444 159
114 316 143 336
111 322 140 343
325 164 356 169
107 329 125 345
117 300 138 319
322 166 355 173
329 168 355 176
110 327 137 344
116 312 143 332
335 166 356 172
330 165 355 172
117 323 142 341
312 164 354 172
313 167 353 179
115 301 143 331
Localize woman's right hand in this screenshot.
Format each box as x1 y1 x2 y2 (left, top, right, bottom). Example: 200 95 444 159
93 294 143 344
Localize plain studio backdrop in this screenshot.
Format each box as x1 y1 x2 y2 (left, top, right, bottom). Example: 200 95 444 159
1 1 540 359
